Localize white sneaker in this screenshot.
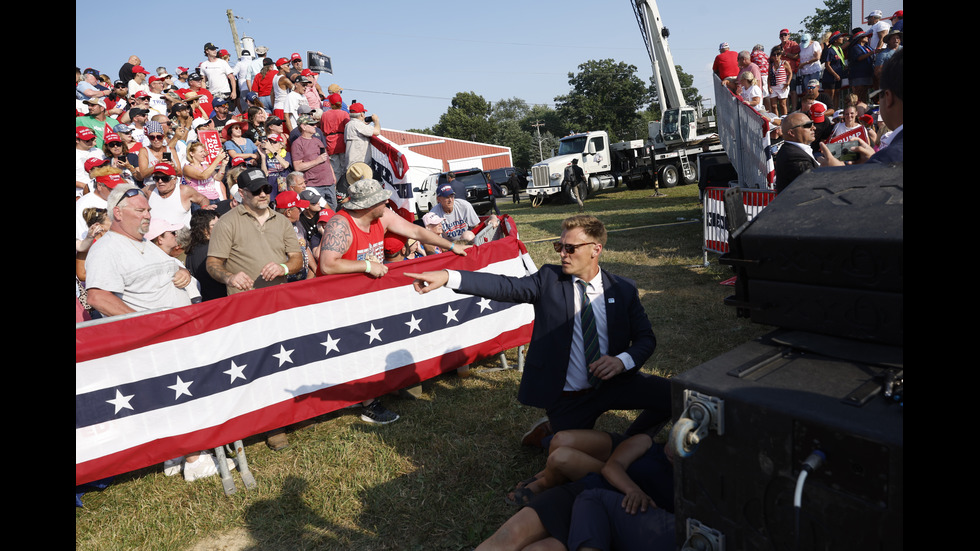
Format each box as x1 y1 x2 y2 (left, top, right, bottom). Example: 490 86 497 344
163 456 184 477
182 453 235 482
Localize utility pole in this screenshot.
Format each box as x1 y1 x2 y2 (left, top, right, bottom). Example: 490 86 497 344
226 9 241 58
531 120 545 162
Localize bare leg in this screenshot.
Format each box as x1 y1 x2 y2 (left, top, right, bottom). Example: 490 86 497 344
527 430 613 494
476 508 550 551
524 538 568 551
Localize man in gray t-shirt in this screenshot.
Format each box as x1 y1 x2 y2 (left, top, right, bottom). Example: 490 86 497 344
85 184 194 316
429 184 498 242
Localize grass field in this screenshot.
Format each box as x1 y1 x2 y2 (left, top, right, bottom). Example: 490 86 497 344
75 183 772 551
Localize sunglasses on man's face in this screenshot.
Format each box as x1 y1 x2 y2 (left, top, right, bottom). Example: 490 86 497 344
553 241 597 255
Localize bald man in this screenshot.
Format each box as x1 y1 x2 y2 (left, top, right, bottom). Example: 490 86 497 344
774 113 817 193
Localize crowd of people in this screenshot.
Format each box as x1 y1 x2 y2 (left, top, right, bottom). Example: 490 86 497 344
77 14 901 545
713 10 903 192
75 43 501 478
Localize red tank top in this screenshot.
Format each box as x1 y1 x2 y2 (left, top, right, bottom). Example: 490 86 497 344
338 210 385 262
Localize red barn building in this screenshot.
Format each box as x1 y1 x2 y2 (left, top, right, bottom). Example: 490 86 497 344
380 129 513 172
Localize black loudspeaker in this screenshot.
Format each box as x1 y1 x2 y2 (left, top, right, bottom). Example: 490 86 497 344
721 163 903 345
670 330 903 551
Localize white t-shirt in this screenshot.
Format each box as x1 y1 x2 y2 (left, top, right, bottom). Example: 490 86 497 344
283 91 309 129
84 230 192 312
233 57 254 92
127 79 149 96
870 20 892 50
199 59 234 95
76 147 105 198
75 191 107 239
799 42 822 76
741 85 764 110
147 92 168 117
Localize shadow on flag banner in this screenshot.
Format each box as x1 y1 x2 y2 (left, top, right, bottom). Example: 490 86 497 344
76 216 536 485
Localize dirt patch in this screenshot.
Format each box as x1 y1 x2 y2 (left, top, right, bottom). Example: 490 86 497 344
186 527 253 551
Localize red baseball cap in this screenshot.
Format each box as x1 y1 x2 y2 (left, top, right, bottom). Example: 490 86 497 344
95 173 126 188
76 126 96 141
809 103 826 123
152 163 177 176
84 157 108 171
275 191 310 209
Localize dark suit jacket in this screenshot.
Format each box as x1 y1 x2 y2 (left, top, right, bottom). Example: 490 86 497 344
868 129 903 164
774 141 818 193
456 264 656 409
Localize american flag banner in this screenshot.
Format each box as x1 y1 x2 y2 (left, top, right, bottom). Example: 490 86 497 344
76 216 536 486
368 135 413 211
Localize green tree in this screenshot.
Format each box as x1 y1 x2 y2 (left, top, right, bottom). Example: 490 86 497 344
488 97 534 169
801 0 851 37
554 59 649 143
431 91 494 143
490 97 531 123
520 104 564 164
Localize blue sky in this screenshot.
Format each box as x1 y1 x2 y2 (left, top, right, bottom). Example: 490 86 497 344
77 1 823 131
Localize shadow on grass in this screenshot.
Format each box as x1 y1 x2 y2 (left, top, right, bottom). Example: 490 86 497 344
241 475 363 550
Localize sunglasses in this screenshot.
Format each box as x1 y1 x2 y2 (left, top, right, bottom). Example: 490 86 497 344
553 241 597 254
153 175 174 182
107 142 123 147
149 134 165 141
250 184 273 196
112 187 143 208
790 121 814 130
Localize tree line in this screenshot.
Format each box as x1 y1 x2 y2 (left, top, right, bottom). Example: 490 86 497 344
407 58 702 170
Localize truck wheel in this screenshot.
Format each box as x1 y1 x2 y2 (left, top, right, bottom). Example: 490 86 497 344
531 195 545 208
658 165 679 188
680 163 698 185
498 184 510 197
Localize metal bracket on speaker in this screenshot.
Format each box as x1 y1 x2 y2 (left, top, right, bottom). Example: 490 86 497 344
669 390 725 458
681 519 725 551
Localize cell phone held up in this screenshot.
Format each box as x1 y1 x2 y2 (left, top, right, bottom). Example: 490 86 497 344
824 140 861 163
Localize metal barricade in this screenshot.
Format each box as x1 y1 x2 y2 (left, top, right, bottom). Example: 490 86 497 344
702 186 775 264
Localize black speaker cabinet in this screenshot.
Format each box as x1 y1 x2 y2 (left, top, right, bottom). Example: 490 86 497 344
670 330 903 550
722 164 903 345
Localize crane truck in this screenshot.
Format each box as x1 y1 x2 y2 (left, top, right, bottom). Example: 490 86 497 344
526 0 723 206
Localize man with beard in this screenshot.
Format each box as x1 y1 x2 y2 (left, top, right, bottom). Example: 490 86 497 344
85 184 194 316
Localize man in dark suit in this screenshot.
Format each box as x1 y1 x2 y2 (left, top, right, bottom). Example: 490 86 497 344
406 215 670 446
774 112 818 193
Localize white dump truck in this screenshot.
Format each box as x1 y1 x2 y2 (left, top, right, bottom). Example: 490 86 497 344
526 0 723 206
